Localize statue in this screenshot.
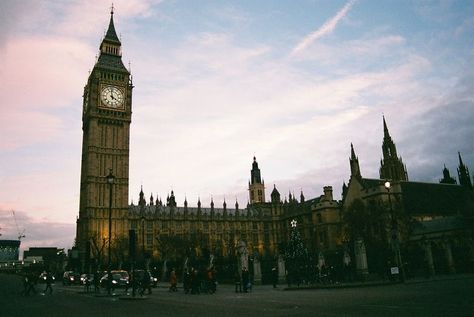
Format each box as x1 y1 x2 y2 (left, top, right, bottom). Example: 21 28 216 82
236 239 248 271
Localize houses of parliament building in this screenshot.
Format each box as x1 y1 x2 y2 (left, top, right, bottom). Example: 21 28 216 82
76 10 474 276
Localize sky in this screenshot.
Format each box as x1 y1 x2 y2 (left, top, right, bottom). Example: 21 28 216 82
0 0 473 256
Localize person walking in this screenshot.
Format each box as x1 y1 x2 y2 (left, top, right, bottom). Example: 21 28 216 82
234 269 242 293
183 268 191 294
43 271 53 295
141 271 152 295
169 268 178 292
93 271 100 293
25 271 38 296
271 266 278 288
242 267 250 293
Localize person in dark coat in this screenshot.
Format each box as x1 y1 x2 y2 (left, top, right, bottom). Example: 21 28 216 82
271 267 278 288
43 271 53 295
242 267 250 293
234 269 242 293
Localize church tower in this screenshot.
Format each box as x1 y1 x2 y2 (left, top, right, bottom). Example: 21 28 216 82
379 116 408 181
76 8 133 255
249 156 265 204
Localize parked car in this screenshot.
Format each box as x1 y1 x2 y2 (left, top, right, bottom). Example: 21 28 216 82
62 271 80 285
134 270 158 287
100 270 130 288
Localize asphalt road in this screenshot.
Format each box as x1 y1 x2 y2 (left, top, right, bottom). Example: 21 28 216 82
1 273 473 317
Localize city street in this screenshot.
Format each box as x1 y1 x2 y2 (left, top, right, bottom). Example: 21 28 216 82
1 273 473 317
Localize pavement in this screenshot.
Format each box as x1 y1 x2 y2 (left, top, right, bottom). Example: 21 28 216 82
1 273 473 317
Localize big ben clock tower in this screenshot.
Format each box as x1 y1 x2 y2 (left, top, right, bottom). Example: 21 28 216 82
76 8 132 261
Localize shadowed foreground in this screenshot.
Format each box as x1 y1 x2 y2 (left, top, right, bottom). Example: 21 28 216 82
1 273 473 317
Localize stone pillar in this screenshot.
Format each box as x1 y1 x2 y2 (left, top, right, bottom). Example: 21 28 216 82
423 241 435 277
253 257 262 285
354 238 368 278
277 255 286 283
443 240 456 274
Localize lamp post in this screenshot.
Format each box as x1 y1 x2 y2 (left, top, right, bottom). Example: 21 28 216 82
384 181 405 282
106 169 115 295
141 216 146 269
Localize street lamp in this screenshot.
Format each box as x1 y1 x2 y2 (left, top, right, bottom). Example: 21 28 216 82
384 181 405 282
106 169 115 295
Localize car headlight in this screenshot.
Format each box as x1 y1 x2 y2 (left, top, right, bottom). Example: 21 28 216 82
112 280 117 284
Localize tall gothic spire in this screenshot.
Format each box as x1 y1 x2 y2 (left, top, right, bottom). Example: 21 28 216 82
379 116 408 181
457 152 472 189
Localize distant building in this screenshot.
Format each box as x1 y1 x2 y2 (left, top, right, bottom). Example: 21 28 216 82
0 240 20 261
23 247 66 271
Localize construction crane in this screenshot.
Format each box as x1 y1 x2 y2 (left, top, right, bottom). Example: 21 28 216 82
11 210 26 241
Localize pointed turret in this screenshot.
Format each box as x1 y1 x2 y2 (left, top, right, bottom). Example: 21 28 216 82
342 182 348 199
457 152 472 189
350 143 361 178
300 190 305 203
271 184 281 204
235 199 239 217
197 197 202 216
168 190 177 207
104 6 121 44
223 198 227 217
139 186 146 207
440 164 456 184
149 193 154 206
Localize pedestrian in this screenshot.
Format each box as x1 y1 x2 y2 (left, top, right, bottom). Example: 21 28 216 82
43 271 53 295
183 268 191 294
25 271 38 296
271 266 278 288
206 267 216 294
84 274 91 293
93 271 100 293
242 267 250 293
142 271 152 295
191 268 200 294
169 268 177 292
234 269 242 293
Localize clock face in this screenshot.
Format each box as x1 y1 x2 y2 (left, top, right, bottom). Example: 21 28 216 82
101 86 124 108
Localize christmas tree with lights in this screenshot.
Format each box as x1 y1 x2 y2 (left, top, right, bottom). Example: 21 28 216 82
284 219 310 286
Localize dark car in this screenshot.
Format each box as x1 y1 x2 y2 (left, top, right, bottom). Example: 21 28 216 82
134 270 158 287
62 271 80 285
100 270 130 288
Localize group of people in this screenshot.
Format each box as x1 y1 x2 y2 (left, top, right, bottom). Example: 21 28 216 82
181 266 217 294
21 270 54 296
234 267 252 293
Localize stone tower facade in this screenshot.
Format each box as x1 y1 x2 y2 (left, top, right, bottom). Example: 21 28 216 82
76 9 133 256
249 157 266 204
